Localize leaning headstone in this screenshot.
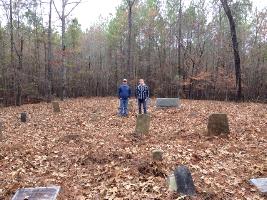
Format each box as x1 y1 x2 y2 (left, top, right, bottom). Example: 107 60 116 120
207 113 230 136
173 165 196 196
12 186 60 200
250 178 267 195
21 112 27 123
152 149 164 161
135 114 150 135
156 98 180 108
52 101 60 112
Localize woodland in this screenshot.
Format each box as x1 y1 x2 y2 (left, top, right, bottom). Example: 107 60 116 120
0 0 266 106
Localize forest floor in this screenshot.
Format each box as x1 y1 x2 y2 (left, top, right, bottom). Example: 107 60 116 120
0 98 266 200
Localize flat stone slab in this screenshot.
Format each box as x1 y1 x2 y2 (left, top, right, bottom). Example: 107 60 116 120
250 178 267 195
156 98 180 108
12 186 60 200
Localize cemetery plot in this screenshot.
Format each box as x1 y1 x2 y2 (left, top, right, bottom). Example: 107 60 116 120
0 98 266 199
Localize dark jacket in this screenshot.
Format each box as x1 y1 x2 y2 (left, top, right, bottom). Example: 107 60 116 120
118 84 131 99
136 84 149 100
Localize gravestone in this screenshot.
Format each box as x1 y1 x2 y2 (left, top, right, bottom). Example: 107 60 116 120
250 178 267 195
156 98 180 108
135 114 150 134
152 149 164 161
207 113 230 136
52 101 60 113
21 112 27 123
12 186 60 200
173 165 196 196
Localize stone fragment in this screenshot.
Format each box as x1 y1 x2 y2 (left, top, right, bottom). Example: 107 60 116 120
152 149 164 161
250 178 267 195
21 112 27 123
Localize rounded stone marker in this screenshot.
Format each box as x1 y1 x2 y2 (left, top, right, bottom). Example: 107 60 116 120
174 165 196 196
152 149 164 161
207 113 230 136
21 112 27 123
52 101 60 112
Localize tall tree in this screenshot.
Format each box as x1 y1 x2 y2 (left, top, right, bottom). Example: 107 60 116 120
220 0 242 101
47 0 53 102
54 0 81 100
126 0 135 78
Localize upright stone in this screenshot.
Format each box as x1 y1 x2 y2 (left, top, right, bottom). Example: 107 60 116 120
135 114 150 134
52 101 60 112
174 165 196 196
207 113 230 136
21 112 27 123
156 98 180 108
152 149 164 161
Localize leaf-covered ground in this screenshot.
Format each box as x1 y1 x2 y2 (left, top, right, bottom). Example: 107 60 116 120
0 98 266 200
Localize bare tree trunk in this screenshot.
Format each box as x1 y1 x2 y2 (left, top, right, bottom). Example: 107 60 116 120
9 0 16 105
61 1 66 100
47 0 53 102
127 0 135 79
220 0 242 101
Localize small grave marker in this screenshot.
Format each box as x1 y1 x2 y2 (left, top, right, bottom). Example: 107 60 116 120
250 178 267 195
156 98 180 108
52 101 60 113
168 165 196 196
21 112 27 123
12 186 60 200
152 149 164 161
135 114 150 135
207 113 230 136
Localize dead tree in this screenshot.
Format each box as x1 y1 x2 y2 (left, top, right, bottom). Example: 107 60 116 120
220 0 242 101
54 0 81 100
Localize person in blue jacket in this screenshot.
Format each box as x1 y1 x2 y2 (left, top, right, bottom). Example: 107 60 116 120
118 79 131 116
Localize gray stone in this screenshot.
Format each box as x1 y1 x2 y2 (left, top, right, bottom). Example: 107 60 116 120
135 114 150 134
250 178 267 195
21 112 27 123
12 186 60 200
152 149 164 161
52 101 60 112
207 113 230 136
156 98 180 108
174 165 196 196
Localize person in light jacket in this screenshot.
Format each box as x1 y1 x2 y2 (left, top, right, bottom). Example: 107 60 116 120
136 79 149 114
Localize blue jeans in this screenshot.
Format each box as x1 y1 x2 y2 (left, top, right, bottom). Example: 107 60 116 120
119 98 129 116
138 99 147 114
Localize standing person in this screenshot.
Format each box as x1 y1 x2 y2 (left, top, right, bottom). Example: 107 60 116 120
118 79 131 116
136 79 149 114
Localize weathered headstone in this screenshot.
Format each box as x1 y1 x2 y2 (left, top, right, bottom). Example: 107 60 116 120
156 98 180 108
250 178 267 195
52 101 60 113
207 113 230 136
173 165 196 196
21 112 27 123
12 186 60 200
152 149 164 161
135 114 150 134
